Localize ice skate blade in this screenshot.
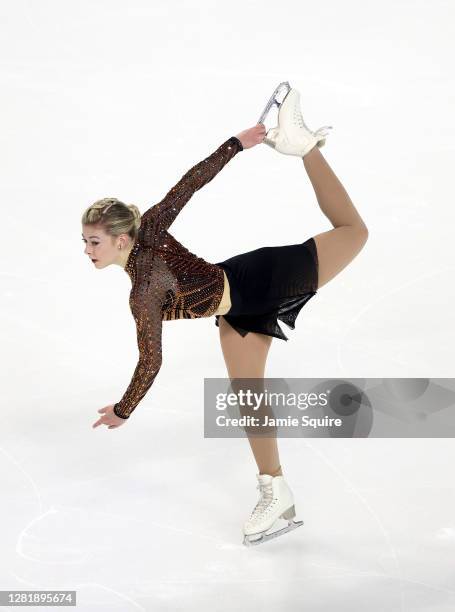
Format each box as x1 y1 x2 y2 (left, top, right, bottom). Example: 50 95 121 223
243 519 304 547
257 81 291 126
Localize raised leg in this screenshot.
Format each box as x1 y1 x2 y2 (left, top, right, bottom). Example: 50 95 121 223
303 146 369 288
218 316 282 477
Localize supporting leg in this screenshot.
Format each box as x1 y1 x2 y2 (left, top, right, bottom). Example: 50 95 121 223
218 317 282 477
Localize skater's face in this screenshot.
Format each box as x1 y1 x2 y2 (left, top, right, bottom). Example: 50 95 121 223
82 224 124 269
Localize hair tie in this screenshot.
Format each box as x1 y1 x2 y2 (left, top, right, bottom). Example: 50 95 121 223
102 202 115 215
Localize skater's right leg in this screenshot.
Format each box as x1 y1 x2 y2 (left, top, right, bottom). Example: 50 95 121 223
218 316 282 477
303 146 369 289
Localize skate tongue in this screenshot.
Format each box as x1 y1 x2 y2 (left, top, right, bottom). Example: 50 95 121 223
257 473 274 485
314 125 333 138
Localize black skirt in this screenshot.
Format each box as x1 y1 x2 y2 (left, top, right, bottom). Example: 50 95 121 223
214 237 319 341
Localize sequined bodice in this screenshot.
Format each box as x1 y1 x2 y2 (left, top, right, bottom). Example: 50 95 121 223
113 136 243 419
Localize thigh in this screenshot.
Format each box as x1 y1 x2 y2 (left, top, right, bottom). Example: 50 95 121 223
219 316 277 432
218 315 273 378
312 226 368 289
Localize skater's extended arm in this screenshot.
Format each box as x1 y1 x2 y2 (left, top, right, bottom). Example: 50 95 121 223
138 135 244 241
113 283 165 419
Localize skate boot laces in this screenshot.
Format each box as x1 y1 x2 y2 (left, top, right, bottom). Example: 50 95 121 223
293 100 311 132
250 482 276 522
291 94 332 139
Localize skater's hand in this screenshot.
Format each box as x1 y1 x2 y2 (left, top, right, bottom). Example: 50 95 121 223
92 404 127 429
235 124 267 150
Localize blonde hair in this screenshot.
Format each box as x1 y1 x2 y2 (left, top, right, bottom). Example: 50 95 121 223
81 197 141 241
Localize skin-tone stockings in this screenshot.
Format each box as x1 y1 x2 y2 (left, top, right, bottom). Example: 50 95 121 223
219 145 368 478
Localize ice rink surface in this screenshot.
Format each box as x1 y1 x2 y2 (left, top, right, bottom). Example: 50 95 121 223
1 1 454 610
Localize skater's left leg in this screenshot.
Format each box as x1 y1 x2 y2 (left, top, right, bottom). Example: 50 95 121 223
302 146 369 288
218 316 283 477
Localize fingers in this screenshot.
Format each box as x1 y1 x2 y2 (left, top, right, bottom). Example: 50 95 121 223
256 124 266 142
93 416 122 429
93 415 109 428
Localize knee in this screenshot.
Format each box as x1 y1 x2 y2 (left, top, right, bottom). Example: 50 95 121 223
356 222 369 246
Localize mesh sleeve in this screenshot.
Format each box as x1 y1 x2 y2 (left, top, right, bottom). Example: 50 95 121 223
139 136 243 241
113 283 165 419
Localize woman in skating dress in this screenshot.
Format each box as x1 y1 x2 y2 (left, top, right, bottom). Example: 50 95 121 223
84 83 368 545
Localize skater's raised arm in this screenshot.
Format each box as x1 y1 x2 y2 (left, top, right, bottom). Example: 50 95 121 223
138 135 243 239
112 281 166 419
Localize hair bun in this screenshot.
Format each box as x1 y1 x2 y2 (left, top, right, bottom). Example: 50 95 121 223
82 198 141 239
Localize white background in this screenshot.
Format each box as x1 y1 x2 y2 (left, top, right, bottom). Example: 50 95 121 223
1 1 454 610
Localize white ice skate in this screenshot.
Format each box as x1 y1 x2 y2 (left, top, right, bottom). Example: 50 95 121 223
243 473 304 546
258 81 333 157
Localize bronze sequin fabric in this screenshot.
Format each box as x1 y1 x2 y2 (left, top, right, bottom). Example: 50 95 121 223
113 136 243 419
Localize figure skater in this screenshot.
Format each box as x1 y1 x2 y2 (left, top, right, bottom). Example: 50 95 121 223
84 83 368 545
